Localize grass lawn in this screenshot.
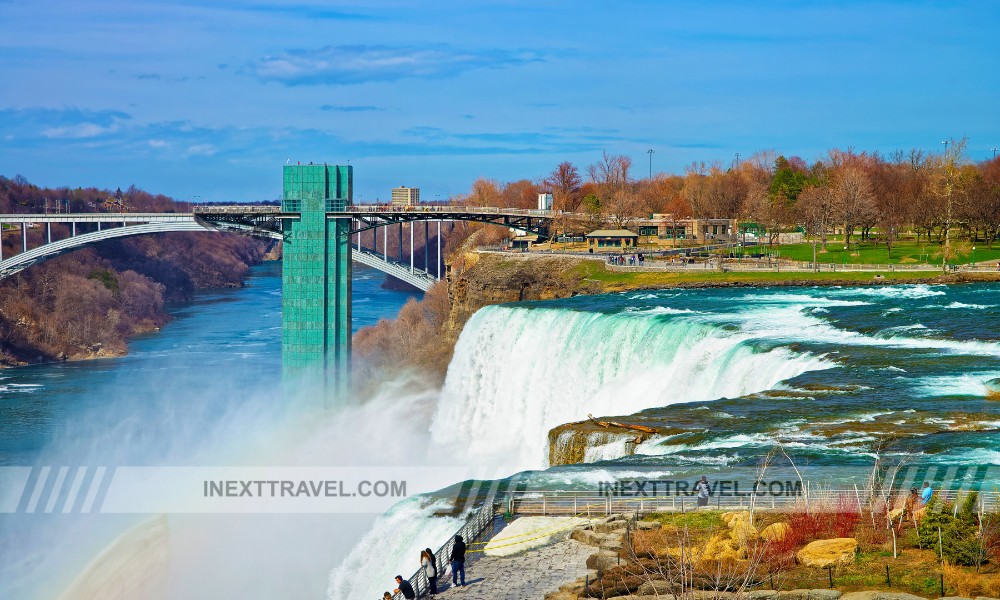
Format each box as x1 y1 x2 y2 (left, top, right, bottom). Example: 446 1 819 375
769 238 1000 266
565 260 946 292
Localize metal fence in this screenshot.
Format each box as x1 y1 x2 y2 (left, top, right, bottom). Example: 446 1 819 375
505 488 1000 516
392 501 506 600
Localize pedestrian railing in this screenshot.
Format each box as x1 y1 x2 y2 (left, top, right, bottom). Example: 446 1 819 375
504 488 1000 516
392 500 506 600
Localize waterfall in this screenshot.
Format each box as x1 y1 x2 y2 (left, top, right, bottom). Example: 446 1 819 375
430 304 834 471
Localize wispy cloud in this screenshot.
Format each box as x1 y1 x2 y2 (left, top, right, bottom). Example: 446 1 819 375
136 73 205 83
319 104 382 112
0 107 131 141
247 44 543 85
238 2 374 21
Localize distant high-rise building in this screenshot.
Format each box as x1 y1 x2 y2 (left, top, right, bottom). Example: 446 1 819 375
391 186 420 206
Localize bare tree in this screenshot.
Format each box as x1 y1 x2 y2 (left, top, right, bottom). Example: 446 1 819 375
589 151 641 228
834 167 877 250
544 162 583 212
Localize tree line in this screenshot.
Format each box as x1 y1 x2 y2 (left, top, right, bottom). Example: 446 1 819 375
454 138 1000 256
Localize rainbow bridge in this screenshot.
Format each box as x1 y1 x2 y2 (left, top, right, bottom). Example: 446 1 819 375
0 165 553 389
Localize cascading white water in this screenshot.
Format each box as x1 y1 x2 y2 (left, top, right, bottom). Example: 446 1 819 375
429 304 835 471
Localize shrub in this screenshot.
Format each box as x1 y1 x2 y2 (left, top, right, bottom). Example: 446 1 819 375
918 495 981 566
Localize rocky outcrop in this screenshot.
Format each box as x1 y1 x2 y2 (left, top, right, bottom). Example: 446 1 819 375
796 538 859 568
445 252 602 338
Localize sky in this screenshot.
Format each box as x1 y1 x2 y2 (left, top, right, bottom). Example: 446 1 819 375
1 0 998 203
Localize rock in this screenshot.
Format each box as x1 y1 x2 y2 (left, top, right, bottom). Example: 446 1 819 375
939 597 973 600
730 520 759 547
722 511 750 526
760 522 792 542
558 579 585 593
974 596 1000 600
691 591 735 600
571 528 603 546
638 579 674 595
544 592 578 600
796 538 859 568
750 591 778 600
586 549 620 571
599 536 623 552
778 590 812 600
808 590 843 600
638 520 662 530
840 592 926 600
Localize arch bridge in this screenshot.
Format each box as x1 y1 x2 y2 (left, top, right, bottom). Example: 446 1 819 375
0 168 554 393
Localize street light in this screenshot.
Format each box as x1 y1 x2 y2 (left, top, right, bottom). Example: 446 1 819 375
734 152 740 169
992 147 998 160
972 245 976 267
647 149 654 179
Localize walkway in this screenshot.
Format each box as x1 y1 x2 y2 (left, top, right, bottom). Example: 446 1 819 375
435 536 593 600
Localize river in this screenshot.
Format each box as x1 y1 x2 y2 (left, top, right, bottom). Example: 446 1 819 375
3 263 1000 599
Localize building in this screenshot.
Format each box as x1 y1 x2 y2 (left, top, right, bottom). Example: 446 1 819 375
391 186 420 206
585 229 639 251
632 215 737 243
537 192 553 211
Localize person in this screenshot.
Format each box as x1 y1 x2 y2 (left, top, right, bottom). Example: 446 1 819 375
903 487 919 520
449 534 466 587
383 593 392 600
921 481 933 506
394 575 415 600
695 475 711 507
421 549 438 595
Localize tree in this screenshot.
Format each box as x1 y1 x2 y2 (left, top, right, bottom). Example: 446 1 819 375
544 162 583 212
769 156 809 205
588 151 641 228
834 167 877 250
936 136 969 264
797 184 835 251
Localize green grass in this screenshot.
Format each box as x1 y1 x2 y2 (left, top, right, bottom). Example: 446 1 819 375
644 510 725 530
565 259 945 290
769 238 1000 266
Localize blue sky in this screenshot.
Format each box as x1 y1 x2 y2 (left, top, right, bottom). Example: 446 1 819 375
1 0 998 203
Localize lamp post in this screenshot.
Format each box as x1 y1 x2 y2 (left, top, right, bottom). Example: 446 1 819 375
942 140 952 271
972 246 976 267
734 152 740 169
647 149 654 179
992 147 998 160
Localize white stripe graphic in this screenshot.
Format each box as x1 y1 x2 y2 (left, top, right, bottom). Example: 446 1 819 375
44 466 69 513
80 466 107 513
62 466 88 513
25 466 51 513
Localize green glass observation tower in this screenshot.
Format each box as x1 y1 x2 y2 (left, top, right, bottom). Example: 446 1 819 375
281 164 353 392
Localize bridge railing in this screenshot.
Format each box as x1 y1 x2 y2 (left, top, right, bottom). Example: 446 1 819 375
341 204 556 218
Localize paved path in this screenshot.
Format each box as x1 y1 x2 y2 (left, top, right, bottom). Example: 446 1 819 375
432 536 593 600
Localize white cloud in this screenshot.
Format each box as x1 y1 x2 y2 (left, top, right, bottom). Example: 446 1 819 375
40 122 117 139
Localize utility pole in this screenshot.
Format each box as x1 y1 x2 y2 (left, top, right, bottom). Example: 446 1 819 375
647 149 654 179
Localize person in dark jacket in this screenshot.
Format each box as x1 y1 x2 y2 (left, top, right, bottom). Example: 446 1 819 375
394 575 415 600
449 535 466 587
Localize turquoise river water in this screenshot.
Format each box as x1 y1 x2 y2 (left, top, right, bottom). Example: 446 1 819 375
2 261 1000 599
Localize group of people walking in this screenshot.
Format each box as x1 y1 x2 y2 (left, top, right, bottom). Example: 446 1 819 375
607 252 645 266
386 535 467 599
